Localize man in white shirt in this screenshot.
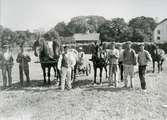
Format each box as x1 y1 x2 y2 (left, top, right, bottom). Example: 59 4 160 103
0 44 14 88
57 46 75 91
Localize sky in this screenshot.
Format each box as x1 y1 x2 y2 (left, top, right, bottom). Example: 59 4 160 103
0 0 167 32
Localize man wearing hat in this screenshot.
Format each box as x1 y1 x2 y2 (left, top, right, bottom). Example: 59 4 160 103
57 46 73 91
0 44 14 88
108 42 119 86
16 44 31 86
122 41 137 88
78 47 85 58
138 43 152 91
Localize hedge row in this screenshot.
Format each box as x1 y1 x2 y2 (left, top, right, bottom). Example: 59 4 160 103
76 42 167 54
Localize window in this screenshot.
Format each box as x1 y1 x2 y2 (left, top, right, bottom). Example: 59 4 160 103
157 36 160 40
157 30 160 34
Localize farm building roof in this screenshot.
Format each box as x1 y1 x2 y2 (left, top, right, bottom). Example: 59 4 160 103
73 33 100 41
157 18 167 25
61 36 75 44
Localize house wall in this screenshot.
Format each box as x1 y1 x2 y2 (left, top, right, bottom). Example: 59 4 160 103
154 20 167 43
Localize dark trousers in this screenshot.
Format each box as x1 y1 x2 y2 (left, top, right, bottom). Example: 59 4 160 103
19 64 30 85
139 65 147 89
118 61 123 81
2 65 12 87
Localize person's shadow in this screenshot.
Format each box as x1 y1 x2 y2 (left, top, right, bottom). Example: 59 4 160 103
0 79 60 92
84 85 129 92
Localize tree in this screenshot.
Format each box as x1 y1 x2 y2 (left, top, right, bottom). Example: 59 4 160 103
0 28 17 47
98 20 113 42
98 18 131 42
0 25 4 47
66 16 106 34
67 17 89 33
54 22 72 37
129 16 157 42
43 29 61 44
86 16 106 32
15 30 32 46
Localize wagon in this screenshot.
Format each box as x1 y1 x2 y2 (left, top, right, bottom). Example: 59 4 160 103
75 55 91 76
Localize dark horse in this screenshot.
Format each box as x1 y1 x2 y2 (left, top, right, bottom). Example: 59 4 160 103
90 44 108 85
33 38 61 85
151 45 165 73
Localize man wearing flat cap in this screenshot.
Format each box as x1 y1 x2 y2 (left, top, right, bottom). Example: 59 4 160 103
0 44 14 88
16 44 31 86
138 43 152 91
122 41 137 88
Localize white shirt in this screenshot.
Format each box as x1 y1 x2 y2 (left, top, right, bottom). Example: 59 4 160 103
57 52 77 70
4 50 12 61
108 48 119 64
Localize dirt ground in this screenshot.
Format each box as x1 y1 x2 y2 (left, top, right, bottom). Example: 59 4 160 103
0 51 167 120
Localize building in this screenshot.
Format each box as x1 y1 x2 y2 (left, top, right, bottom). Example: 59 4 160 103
73 33 100 45
154 18 167 43
61 33 100 46
60 36 76 46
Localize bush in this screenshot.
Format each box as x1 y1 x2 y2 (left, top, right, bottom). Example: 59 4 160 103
76 42 167 55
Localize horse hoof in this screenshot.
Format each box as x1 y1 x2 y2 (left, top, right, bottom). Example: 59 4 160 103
92 83 96 86
43 81 47 85
48 82 51 85
115 84 117 88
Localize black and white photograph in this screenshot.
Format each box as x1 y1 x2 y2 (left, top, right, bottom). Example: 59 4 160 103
0 0 167 119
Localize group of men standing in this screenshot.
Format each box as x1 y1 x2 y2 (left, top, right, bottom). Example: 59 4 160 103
0 41 153 92
0 44 31 89
107 41 152 91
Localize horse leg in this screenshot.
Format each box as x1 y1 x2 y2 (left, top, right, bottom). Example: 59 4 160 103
53 66 57 78
42 66 47 84
153 61 155 73
161 60 164 71
53 66 61 85
48 66 51 85
158 61 160 73
94 67 97 84
57 68 61 86
73 65 77 82
105 66 108 78
100 67 103 85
